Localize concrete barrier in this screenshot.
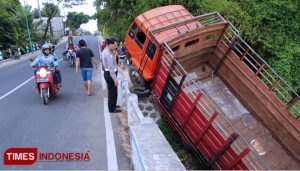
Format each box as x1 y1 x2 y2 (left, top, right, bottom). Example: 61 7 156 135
117 71 186 171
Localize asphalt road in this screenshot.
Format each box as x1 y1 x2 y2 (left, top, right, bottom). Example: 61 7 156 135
0 36 131 170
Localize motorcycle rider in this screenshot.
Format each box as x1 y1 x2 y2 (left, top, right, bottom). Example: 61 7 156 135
49 44 63 88
67 34 73 44
30 44 59 87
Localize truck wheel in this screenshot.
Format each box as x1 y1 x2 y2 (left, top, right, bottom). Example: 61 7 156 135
41 88 49 105
133 88 151 98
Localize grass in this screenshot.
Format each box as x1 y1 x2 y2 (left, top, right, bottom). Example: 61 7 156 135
158 117 203 170
116 111 131 158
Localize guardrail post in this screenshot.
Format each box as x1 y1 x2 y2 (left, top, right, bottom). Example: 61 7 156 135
18 47 21 56
32 44 36 51
26 46 29 53
0 51 3 61
8 49 12 59
36 43 39 50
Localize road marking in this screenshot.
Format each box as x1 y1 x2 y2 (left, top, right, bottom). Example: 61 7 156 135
103 97 118 170
0 76 34 101
0 59 63 101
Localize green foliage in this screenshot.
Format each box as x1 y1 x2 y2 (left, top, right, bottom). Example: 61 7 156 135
41 3 61 17
159 117 202 169
96 0 300 91
0 0 40 56
67 12 90 31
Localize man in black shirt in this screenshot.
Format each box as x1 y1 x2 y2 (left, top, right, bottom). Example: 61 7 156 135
75 39 100 95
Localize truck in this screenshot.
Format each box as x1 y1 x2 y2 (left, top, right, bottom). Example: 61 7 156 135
125 5 300 169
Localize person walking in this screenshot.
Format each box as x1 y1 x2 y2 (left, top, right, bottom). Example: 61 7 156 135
102 38 121 113
75 39 100 96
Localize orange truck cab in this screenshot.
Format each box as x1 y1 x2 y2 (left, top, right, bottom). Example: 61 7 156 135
125 5 300 170
125 5 194 88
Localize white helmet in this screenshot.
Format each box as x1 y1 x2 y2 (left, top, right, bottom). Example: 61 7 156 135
41 44 51 54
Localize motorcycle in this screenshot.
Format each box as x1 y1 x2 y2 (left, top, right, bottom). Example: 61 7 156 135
34 64 59 105
67 49 76 67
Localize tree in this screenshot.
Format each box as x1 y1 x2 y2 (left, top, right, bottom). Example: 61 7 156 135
32 8 41 19
0 0 35 52
41 2 61 40
66 12 90 31
40 0 86 40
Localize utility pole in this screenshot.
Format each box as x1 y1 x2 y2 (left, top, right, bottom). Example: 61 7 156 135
23 0 33 52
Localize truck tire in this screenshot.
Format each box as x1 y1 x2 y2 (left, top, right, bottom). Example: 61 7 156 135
133 88 151 98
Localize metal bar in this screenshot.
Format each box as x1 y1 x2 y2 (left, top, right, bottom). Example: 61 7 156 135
152 12 222 33
273 87 289 103
243 56 259 71
194 112 218 146
182 92 203 128
286 96 299 109
215 23 229 46
214 38 237 74
225 148 250 169
208 133 239 167
269 79 281 91
255 64 266 76
240 48 249 61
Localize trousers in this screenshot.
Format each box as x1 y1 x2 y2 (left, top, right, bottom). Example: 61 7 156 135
104 71 117 112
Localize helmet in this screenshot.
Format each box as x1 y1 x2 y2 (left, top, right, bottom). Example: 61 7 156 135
42 44 51 51
48 43 55 51
41 44 51 54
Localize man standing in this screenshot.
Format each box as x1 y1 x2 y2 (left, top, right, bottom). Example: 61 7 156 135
75 39 99 95
102 38 121 113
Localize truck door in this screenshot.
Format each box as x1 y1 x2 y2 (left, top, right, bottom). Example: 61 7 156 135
126 22 147 69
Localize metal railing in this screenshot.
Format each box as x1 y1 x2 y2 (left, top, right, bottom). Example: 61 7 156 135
220 23 300 118
161 42 269 170
150 12 227 45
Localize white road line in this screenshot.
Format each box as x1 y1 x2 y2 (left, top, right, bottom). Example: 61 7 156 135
0 58 63 101
103 97 118 170
0 76 34 101
98 36 116 169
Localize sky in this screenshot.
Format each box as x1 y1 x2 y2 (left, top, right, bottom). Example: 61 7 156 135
21 0 98 33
